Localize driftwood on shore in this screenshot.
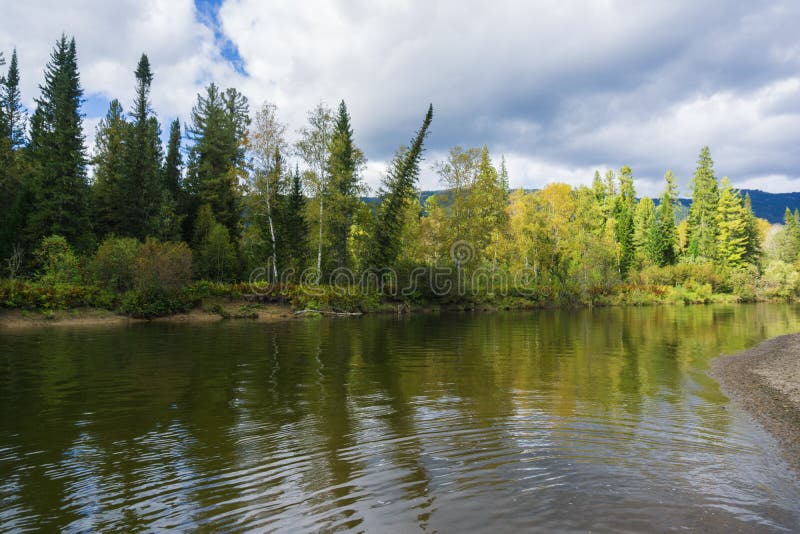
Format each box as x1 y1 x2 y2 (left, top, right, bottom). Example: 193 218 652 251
293 309 363 317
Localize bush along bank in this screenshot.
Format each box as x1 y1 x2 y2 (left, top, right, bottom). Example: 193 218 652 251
1 235 799 321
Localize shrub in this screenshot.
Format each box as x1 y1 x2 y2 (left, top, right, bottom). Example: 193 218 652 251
34 235 82 285
92 236 141 291
134 238 193 292
761 260 800 299
119 288 194 318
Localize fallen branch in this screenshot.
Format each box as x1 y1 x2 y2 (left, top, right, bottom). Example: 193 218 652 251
293 309 363 317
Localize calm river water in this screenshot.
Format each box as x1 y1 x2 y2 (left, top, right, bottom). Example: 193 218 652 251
2 304 800 532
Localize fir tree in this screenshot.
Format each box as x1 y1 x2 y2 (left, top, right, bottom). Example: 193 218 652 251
26 35 92 249
371 104 433 266
687 146 719 260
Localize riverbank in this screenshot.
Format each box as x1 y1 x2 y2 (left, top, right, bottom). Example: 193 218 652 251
0 300 296 329
712 333 800 473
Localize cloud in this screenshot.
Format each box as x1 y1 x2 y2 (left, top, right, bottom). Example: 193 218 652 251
1 0 799 195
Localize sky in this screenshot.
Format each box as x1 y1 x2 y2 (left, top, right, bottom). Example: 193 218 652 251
1 0 799 196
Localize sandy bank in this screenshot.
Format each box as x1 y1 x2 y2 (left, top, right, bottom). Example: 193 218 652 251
712 333 800 473
0 302 296 329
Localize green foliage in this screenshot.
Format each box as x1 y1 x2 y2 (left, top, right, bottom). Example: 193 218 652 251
325 100 364 269
284 165 309 271
0 49 28 264
715 177 749 269
192 205 238 281
614 166 636 276
91 236 141 291
186 83 249 241
91 99 129 236
120 54 165 239
133 238 193 292
653 170 678 266
761 260 800 299
26 35 93 250
34 235 81 285
687 147 719 260
0 279 114 310
371 104 433 266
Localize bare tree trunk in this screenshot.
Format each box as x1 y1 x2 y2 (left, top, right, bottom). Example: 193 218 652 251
266 194 279 280
317 196 323 277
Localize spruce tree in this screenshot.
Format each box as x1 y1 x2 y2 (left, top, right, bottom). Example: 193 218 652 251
633 196 656 266
121 54 164 239
2 50 25 149
156 117 185 241
186 83 249 241
653 170 678 266
614 166 636 276
471 144 508 258
163 118 182 203
26 35 92 249
325 100 362 269
283 165 309 272
742 193 760 265
91 99 129 237
715 177 748 269
371 104 433 267
0 49 28 262
687 146 719 260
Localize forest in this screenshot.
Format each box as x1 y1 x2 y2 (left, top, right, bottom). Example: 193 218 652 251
1 36 800 317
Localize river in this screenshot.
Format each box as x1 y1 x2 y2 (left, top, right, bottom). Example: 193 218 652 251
1 304 799 531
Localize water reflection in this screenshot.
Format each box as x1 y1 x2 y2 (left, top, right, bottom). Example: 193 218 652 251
1 304 799 531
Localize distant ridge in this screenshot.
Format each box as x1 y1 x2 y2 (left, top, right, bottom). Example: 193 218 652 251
363 188 800 224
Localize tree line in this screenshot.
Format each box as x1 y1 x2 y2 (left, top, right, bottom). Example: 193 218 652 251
1 35 799 304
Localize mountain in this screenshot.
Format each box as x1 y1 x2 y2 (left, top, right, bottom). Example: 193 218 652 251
364 188 800 224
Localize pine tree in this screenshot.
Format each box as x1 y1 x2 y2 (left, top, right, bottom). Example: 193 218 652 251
371 104 433 267
26 35 92 249
91 99 129 237
325 100 363 270
614 166 636 276
715 177 748 269
687 146 719 260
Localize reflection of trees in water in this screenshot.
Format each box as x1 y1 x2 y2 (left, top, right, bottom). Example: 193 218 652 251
2 303 800 529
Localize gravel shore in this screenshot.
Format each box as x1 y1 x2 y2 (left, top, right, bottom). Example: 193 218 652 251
711 333 800 473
